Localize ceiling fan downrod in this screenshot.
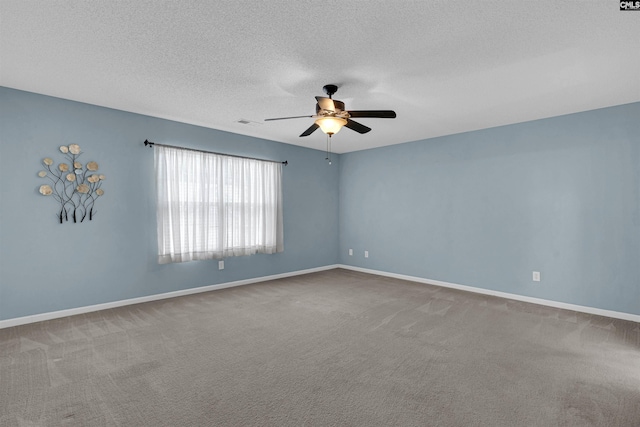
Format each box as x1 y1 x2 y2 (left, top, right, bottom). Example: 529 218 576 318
323 84 338 99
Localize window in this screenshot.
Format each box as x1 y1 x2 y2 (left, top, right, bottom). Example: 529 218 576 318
154 145 283 264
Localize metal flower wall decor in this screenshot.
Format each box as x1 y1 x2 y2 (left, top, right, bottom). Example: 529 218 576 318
38 144 105 223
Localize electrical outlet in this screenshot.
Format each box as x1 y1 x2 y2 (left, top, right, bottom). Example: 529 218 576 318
365 251 369 258
219 260 225 270
532 271 540 282
349 249 353 256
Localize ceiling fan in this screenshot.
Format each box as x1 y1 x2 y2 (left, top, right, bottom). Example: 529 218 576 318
265 84 396 137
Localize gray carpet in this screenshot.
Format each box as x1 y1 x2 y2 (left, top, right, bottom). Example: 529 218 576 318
1 269 639 426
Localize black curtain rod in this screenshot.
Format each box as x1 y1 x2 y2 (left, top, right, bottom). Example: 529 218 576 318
144 140 288 166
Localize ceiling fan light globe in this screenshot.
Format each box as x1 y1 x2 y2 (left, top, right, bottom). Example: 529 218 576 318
315 117 347 135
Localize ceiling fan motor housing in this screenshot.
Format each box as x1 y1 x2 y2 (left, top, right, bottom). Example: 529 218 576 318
317 100 345 115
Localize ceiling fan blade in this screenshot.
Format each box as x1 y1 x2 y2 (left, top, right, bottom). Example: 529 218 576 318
345 119 372 134
299 123 319 137
315 96 336 112
347 110 396 119
265 115 313 121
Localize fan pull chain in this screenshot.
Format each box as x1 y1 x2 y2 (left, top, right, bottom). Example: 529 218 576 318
325 134 332 165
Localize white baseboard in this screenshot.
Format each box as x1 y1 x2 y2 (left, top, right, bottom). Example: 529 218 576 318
337 264 640 323
0 264 339 329
3 263 637 329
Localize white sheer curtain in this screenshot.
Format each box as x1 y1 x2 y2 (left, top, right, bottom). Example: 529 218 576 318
155 145 283 264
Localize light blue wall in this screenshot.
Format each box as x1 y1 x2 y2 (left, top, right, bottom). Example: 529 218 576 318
2 87 638 321
0 87 339 321
339 103 640 315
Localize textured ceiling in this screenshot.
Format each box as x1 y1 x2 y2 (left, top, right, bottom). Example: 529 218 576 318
1 1 639 153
